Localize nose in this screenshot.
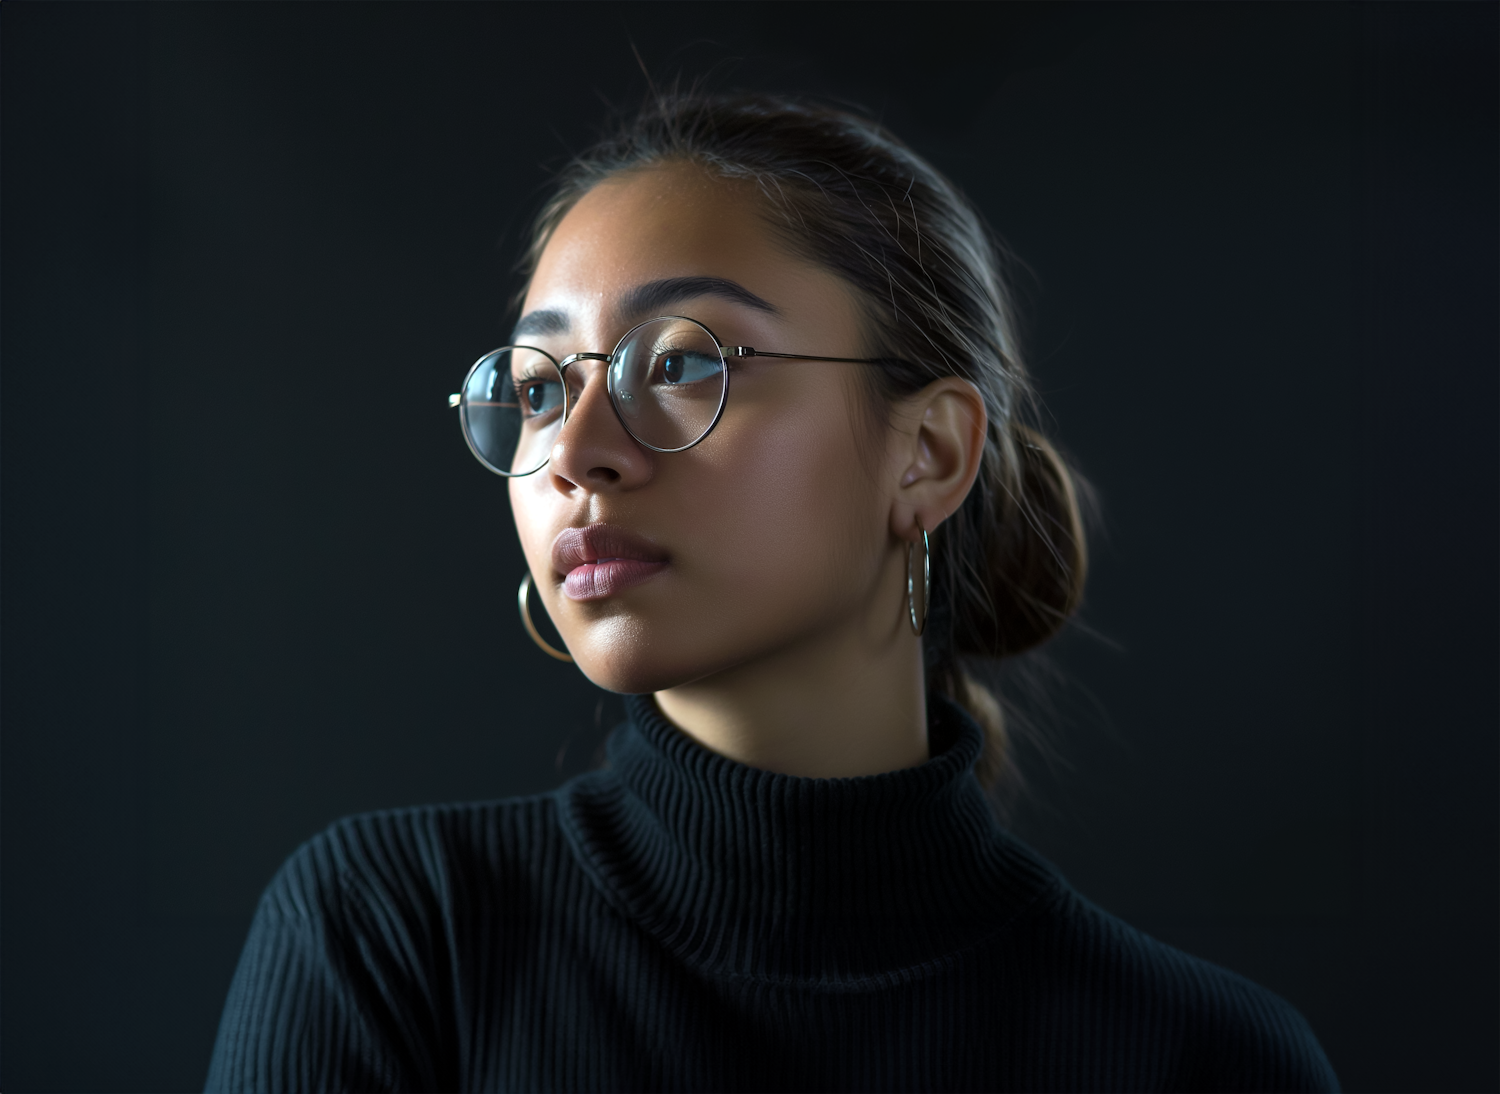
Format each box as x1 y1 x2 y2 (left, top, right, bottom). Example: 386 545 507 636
546 359 653 493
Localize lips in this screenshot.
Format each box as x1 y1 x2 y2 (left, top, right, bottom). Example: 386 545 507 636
551 523 669 601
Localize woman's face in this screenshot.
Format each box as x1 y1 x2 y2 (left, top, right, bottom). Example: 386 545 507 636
509 162 906 695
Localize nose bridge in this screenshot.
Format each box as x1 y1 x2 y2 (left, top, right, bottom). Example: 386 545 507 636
554 354 623 446
557 351 612 408
545 347 653 489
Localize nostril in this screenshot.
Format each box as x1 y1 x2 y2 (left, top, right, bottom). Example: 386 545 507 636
589 466 621 484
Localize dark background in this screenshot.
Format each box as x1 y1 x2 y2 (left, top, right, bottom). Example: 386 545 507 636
3 2 1496 1090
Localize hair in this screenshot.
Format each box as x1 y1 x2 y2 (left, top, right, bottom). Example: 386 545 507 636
517 90 1090 796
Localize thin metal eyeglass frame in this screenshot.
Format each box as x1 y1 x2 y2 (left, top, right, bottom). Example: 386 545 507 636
450 314 885 477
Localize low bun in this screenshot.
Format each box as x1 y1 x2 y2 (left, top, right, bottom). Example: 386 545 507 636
957 424 1089 660
934 425 1088 792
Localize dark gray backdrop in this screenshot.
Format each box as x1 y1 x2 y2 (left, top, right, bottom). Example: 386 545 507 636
4 3 1496 1091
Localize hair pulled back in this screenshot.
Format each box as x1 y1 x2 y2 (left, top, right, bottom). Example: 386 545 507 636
519 91 1088 790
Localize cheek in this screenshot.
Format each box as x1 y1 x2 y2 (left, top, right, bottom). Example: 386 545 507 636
508 477 552 577
683 387 885 619
503 377 892 693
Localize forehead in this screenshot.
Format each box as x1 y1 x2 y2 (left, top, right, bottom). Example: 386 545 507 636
519 161 869 355
524 164 814 317
537 163 764 274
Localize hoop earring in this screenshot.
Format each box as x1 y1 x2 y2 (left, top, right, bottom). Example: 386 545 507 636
517 572 574 662
907 518 930 637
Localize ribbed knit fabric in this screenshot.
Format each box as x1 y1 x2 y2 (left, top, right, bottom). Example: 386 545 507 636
205 695 1338 1092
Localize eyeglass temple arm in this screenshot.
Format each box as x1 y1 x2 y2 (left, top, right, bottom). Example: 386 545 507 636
719 347 880 364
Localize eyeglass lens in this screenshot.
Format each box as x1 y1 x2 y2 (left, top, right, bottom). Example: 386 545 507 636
460 317 729 476
608 317 727 453
460 346 566 476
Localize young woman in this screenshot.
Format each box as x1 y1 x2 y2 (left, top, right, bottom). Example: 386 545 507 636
207 93 1338 1092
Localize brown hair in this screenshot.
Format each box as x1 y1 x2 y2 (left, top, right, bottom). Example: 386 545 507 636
518 91 1089 793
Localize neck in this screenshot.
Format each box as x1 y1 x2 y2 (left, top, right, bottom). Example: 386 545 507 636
655 545 928 778
564 690 1049 981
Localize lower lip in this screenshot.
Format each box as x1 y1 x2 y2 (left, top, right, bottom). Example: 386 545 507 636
562 559 667 601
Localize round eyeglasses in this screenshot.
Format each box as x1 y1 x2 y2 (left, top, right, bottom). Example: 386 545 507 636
449 314 881 477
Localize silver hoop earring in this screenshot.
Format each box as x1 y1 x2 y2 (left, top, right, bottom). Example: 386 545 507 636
907 519 930 637
518 572 574 662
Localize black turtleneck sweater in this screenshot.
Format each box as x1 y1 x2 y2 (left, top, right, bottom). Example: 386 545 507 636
205 696 1338 1092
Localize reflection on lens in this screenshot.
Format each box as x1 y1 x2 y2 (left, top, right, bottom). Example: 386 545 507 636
460 346 564 476
609 318 727 451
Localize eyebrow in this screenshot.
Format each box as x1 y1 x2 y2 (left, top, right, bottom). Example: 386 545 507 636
509 276 779 344
619 276 779 321
510 308 569 342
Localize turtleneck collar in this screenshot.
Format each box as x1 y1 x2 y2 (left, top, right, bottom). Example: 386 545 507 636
557 693 1060 984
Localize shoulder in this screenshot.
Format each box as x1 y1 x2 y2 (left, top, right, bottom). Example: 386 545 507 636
1012 875 1339 1093
209 795 573 1090
258 792 568 933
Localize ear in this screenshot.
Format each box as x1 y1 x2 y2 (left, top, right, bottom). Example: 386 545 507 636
888 377 987 542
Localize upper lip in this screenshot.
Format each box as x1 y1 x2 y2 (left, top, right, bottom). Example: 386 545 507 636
551 523 668 575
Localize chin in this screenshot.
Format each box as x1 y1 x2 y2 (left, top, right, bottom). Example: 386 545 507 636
565 616 743 696
572 654 701 698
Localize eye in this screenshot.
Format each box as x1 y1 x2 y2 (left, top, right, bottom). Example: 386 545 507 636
656 350 723 385
518 378 563 417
